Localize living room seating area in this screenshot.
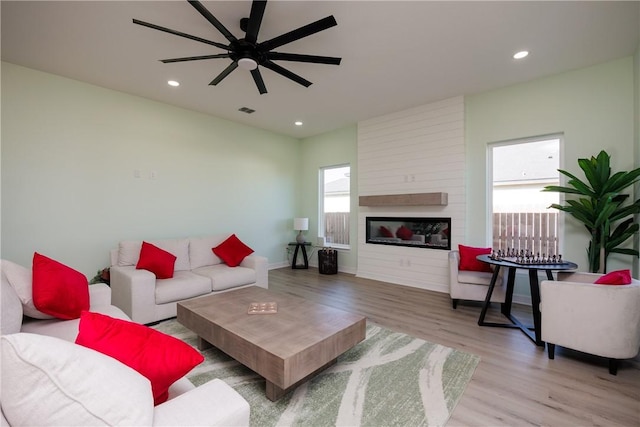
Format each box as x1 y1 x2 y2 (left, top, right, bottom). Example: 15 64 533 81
1 258 250 426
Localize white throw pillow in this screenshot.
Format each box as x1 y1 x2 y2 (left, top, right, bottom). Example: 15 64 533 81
189 235 226 269
1 259 53 319
1 333 154 426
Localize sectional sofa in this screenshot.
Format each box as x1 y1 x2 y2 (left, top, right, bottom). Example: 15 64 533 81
0 260 250 426
110 234 268 324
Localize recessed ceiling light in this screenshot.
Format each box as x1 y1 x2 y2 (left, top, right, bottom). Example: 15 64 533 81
167 80 180 87
513 51 529 60
294 121 303 126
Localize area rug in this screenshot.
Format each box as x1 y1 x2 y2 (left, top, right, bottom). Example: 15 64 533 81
153 320 479 427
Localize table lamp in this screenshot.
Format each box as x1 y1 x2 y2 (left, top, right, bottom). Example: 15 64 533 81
294 218 309 244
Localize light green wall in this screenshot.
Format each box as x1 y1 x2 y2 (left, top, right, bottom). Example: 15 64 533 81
300 125 358 273
1 62 300 277
466 57 636 276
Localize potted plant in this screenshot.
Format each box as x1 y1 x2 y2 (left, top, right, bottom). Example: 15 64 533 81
543 150 640 273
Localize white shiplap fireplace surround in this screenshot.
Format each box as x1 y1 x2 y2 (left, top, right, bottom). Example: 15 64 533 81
357 96 465 294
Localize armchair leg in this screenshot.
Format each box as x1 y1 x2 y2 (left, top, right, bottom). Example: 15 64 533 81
452 299 459 309
547 343 555 359
608 359 618 375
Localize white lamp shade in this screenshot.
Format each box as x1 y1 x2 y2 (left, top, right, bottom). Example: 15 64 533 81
294 218 309 231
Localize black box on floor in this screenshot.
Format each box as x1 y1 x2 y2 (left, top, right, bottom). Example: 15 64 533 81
318 249 338 274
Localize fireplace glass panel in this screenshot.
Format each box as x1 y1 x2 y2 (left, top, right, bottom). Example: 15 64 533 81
365 217 450 250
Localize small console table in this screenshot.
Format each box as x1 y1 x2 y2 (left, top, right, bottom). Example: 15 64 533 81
476 254 577 346
288 242 311 269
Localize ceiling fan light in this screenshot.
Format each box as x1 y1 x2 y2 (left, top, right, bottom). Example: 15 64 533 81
238 57 258 70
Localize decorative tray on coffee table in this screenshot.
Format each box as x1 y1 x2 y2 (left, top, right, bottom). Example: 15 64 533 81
248 302 278 314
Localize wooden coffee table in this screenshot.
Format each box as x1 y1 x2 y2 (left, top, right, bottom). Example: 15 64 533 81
177 286 366 401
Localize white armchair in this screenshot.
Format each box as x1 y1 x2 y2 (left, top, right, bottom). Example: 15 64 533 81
540 271 640 375
448 250 507 309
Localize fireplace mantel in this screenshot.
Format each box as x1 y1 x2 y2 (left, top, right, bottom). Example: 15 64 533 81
359 192 448 207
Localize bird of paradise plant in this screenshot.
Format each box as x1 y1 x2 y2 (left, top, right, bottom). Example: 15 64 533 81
543 150 640 273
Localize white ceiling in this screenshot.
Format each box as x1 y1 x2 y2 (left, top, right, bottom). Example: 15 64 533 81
2 1 639 139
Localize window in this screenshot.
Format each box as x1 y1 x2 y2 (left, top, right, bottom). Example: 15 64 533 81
490 136 561 256
319 165 350 248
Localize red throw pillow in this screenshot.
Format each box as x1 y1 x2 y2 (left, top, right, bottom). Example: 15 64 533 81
75 311 204 406
212 234 254 267
379 226 394 238
136 242 176 279
594 269 632 285
32 252 90 320
396 225 414 240
458 244 493 273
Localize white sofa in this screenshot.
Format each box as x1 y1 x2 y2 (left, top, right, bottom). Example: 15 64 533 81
110 235 268 324
1 262 250 426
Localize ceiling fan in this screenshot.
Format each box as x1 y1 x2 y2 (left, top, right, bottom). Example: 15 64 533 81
133 0 341 94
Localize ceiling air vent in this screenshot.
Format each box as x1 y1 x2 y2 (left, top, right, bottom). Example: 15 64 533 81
238 107 256 114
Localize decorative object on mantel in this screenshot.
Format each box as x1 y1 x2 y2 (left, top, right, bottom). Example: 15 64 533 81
294 217 309 244
359 192 448 206
543 150 640 273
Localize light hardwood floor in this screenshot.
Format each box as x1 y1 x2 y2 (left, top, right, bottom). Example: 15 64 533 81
268 267 640 427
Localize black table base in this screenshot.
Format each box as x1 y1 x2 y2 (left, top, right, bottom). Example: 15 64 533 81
477 255 576 347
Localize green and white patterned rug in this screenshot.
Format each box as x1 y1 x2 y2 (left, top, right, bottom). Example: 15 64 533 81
154 319 479 426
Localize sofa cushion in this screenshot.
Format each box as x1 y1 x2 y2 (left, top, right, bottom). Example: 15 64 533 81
21 304 131 342
189 235 226 269
32 253 90 320
137 241 177 279
193 264 257 291
118 239 190 272
457 270 494 286
155 271 212 305
213 234 254 267
75 312 204 406
1 333 154 426
1 272 23 335
458 244 493 272
1 259 53 319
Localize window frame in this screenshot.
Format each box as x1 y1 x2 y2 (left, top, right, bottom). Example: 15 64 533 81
487 134 564 255
319 163 351 250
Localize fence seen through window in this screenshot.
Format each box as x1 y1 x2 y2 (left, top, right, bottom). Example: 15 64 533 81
491 136 561 255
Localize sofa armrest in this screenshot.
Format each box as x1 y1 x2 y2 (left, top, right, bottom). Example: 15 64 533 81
88 283 112 307
240 255 268 289
153 379 249 427
110 266 157 324
556 271 603 283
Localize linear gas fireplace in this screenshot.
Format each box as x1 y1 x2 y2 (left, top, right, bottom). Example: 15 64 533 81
366 216 451 250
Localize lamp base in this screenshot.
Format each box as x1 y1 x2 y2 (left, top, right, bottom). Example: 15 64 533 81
296 231 306 244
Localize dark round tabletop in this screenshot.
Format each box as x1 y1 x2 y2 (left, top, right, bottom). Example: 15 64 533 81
476 254 578 271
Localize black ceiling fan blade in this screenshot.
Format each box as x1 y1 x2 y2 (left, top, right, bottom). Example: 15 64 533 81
251 68 267 94
161 53 231 63
258 16 337 52
133 19 228 50
266 52 341 65
245 1 267 44
262 60 312 87
209 62 238 85
188 0 237 43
